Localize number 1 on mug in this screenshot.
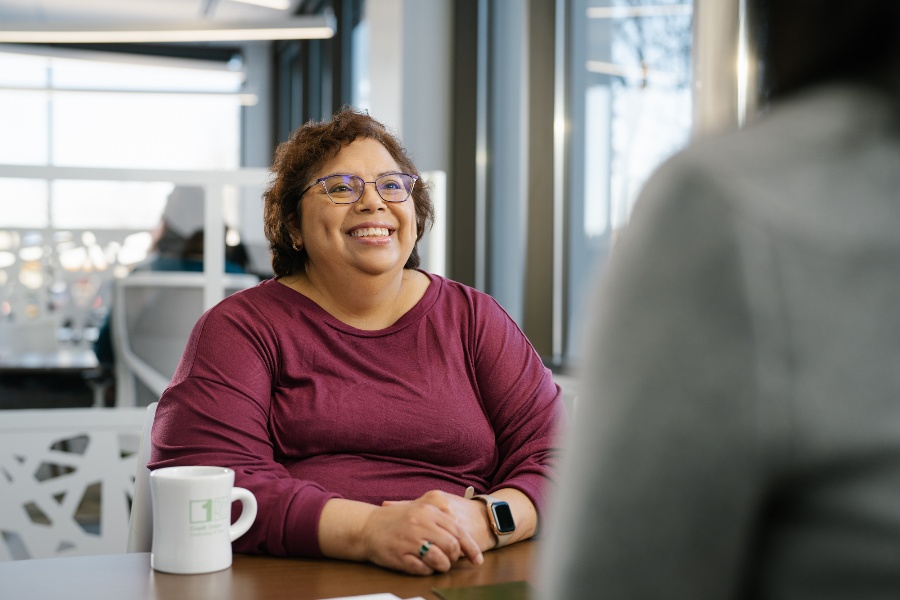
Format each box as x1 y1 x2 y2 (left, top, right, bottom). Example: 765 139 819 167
190 499 213 523
190 497 228 523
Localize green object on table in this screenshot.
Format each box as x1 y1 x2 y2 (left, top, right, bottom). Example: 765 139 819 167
432 580 534 600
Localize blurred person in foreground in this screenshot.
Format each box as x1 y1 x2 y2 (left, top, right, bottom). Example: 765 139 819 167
540 1 900 598
150 108 565 575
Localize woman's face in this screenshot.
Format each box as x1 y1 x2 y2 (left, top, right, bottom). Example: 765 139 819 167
296 138 418 279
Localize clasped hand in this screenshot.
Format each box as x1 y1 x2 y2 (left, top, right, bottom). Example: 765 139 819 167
365 490 490 575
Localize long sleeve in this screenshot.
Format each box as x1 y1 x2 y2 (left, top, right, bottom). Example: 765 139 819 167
149 295 341 557
469 292 566 522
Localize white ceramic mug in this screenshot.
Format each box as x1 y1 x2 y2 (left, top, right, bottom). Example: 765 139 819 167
149 466 257 574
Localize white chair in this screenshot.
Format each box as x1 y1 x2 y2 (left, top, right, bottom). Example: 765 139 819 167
0 407 145 560
126 401 158 553
111 272 258 407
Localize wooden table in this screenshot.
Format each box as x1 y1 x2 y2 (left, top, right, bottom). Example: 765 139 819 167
0 541 537 600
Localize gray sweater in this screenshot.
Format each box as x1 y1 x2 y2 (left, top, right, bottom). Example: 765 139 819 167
540 83 900 599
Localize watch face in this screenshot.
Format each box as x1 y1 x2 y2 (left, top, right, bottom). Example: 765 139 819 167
491 501 516 533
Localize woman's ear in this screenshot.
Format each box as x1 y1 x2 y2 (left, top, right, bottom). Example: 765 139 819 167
286 211 303 252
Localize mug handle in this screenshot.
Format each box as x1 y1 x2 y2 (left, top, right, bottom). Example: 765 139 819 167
229 487 258 542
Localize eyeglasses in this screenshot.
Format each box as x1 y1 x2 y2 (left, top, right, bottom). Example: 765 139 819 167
299 172 418 205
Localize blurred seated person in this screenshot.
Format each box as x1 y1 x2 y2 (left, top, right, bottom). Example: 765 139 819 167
93 185 249 367
146 185 250 274
540 1 900 598
150 108 566 575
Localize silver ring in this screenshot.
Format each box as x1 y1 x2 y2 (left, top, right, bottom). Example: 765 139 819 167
418 541 433 559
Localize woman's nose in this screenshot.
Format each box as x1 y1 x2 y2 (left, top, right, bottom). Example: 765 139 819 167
356 182 386 210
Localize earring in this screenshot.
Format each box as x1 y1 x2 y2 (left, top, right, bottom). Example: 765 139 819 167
292 241 303 252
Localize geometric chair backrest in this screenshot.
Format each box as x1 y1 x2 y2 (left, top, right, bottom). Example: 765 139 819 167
126 401 157 553
0 407 146 561
112 272 258 407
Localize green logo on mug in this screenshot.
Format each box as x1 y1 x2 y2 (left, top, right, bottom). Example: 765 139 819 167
189 497 229 523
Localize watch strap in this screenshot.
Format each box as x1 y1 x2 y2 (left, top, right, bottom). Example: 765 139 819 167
473 494 515 548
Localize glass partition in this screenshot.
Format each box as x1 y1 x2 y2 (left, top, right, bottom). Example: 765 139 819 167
565 0 694 361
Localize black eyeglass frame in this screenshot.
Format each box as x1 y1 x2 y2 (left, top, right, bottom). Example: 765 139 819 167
298 172 419 205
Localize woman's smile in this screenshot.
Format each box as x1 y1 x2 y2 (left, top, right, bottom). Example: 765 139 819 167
347 223 395 242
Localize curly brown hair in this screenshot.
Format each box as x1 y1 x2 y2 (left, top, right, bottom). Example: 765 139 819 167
263 107 435 278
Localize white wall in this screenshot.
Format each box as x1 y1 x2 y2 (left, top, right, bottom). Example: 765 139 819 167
366 0 453 174
365 0 453 274
238 41 275 275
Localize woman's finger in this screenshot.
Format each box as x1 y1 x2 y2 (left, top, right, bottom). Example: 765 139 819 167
416 539 452 573
414 494 485 564
451 521 484 565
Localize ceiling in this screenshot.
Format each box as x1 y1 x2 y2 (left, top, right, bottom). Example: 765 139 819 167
0 0 303 26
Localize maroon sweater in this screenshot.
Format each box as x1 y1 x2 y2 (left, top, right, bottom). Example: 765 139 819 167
150 271 565 557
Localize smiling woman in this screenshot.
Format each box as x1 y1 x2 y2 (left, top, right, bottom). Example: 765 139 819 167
280 138 425 324
149 107 567 577
263 108 435 280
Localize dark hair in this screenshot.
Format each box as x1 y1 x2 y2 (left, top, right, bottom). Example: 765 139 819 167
154 224 250 271
154 222 189 257
263 107 435 278
756 0 900 101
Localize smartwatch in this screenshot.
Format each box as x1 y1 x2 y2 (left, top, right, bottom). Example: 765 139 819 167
473 494 516 548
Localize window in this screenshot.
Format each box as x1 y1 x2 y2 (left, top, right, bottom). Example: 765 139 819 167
565 0 694 362
0 49 244 337
469 0 694 368
0 51 243 229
